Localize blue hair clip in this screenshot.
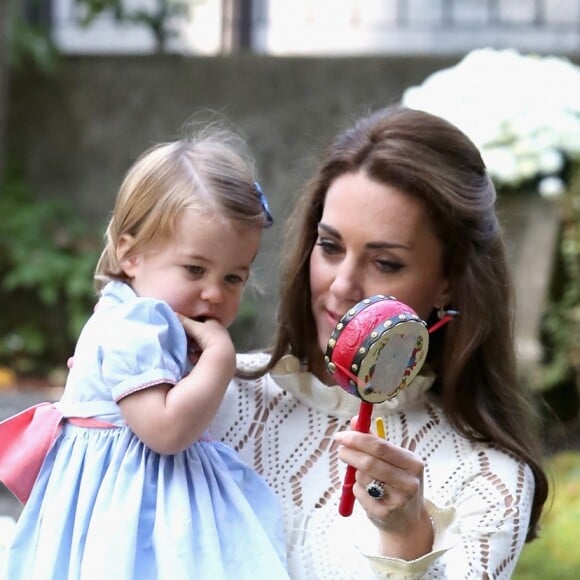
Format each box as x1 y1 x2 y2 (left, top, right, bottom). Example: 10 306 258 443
254 181 274 228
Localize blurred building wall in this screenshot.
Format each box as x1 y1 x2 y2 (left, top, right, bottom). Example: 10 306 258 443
7 53 578 350
52 0 580 56
5 54 463 346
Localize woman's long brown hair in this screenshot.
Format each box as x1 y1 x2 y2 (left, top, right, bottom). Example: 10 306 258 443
253 106 548 542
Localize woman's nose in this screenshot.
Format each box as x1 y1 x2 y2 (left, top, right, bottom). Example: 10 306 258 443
329 259 363 303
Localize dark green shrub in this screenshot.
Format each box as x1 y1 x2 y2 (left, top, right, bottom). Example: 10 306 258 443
0 174 101 377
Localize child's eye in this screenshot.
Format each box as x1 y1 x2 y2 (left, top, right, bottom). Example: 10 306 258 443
225 274 245 285
185 265 204 276
315 237 342 255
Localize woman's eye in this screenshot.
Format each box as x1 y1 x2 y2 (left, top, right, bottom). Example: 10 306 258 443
315 238 342 255
375 259 403 273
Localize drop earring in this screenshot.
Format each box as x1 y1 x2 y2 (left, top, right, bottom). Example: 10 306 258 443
428 306 460 334
437 307 459 319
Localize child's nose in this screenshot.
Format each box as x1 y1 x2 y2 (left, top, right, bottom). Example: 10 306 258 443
200 282 224 304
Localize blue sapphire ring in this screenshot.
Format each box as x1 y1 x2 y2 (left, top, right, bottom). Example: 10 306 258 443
366 479 386 500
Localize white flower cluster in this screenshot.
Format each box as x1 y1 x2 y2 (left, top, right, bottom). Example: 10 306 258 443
402 48 580 196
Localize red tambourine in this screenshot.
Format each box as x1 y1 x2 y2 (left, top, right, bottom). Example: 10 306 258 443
325 294 429 517
325 295 429 404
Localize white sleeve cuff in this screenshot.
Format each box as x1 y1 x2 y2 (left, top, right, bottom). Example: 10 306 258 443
359 500 456 579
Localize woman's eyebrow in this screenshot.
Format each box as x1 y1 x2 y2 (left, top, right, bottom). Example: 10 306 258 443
366 241 411 250
318 223 341 238
318 222 410 250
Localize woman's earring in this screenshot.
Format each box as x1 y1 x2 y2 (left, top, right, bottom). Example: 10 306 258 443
429 307 460 334
436 306 460 319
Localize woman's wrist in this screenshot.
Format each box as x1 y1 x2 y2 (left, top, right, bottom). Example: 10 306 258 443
377 507 434 560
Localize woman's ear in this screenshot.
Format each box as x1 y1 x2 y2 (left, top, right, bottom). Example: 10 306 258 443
116 234 138 277
435 281 452 311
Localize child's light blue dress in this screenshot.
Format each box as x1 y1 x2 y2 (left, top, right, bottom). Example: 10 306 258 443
2 281 288 580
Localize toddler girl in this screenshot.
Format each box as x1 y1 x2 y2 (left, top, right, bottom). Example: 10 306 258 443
0 126 287 579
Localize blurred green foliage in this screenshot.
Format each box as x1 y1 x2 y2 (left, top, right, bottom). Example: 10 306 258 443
537 165 580 422
6 0 59 73
513 451 580 579
0 172 101 376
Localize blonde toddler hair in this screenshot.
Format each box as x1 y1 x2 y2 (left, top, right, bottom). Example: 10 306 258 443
95 126 268 291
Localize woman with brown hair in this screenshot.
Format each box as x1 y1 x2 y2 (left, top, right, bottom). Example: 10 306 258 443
203 105 548 578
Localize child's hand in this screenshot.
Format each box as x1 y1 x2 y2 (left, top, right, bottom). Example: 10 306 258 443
120 314 237 454
176 314 236 370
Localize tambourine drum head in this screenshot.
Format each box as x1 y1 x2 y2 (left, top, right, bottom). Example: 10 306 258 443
325 295 429 404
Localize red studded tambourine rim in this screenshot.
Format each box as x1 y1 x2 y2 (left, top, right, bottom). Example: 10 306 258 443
324 295 429 403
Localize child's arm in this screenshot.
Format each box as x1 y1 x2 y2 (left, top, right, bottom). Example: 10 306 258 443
118 317 235 454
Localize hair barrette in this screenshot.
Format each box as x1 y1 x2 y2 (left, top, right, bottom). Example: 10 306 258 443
254 181 274 228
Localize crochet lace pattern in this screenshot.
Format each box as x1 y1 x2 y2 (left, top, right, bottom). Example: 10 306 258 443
211 353 533 579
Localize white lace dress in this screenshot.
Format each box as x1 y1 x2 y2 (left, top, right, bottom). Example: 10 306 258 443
210 353 534 579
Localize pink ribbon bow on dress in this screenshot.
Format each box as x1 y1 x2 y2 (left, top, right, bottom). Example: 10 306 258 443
0 402 112 503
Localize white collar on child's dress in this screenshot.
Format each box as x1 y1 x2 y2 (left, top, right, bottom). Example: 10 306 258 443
269 354 436 418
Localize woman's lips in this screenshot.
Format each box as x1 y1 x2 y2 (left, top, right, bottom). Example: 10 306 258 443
324 309 342 331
